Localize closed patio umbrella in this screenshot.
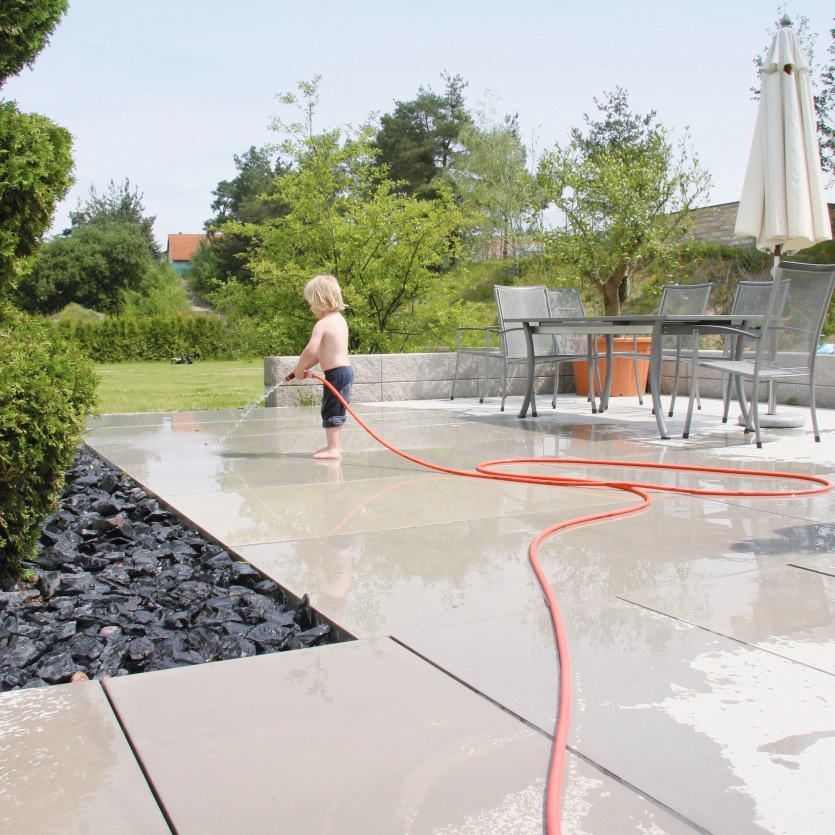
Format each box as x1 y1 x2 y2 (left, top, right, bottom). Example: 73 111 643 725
734 16 832 254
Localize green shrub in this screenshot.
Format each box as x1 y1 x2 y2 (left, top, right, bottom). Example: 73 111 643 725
0 303 97 578
120 262 191 317
51 312 282 362
49 302 105 324
0 100 73 295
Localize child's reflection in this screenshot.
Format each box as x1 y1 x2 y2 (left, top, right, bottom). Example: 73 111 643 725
298 533 353 624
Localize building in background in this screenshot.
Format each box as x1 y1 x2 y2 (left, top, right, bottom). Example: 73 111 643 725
166 233 212 275
686 201 835 249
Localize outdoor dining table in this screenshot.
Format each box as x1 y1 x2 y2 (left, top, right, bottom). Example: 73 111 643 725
503 314 763 439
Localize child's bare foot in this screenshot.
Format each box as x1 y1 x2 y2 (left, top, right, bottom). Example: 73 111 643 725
313 449 341 459
313 446 329 455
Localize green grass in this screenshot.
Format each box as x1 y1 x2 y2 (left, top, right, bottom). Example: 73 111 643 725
95 360 264 414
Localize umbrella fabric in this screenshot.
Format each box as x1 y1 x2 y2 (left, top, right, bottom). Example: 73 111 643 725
735 23 832 253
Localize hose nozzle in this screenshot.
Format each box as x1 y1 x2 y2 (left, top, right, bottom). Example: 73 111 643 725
285 370 310 381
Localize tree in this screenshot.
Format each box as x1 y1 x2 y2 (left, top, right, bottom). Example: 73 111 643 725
0 102 73 294
374 72 470 198
753 9 835 175
536 89 712 316
69 177 160 257
191 146 289 290
0 2 96 579
453 110 543 271
213 79 476 354
0 0 73 296
15 220 152 314
0 0 67 86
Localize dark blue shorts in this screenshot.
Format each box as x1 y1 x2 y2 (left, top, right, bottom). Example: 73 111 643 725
321 366 354 428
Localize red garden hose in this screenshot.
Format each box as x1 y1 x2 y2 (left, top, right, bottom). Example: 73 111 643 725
306 373 831 835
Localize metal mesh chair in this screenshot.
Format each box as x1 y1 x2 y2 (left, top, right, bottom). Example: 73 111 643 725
683 262 835 447
450 285 595 411
718 281 787 422
612 284 712 413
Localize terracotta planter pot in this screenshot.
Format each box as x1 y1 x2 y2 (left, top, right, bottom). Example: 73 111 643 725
573 337 652 397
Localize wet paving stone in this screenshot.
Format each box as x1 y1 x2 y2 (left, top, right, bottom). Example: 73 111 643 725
0 446 334 691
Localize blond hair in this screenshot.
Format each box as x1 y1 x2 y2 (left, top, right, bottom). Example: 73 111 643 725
303 274 345 312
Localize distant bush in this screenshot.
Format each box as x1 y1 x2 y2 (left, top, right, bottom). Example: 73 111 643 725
51 313 283 362
0 303 97 578
120 262 191 317
54 314 229 362
49 302 105 324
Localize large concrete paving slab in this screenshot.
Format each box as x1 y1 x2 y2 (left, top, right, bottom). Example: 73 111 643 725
104 638 551 835
620 564 835 674
395 600 835 835
162 473 633 548
0 681 169 834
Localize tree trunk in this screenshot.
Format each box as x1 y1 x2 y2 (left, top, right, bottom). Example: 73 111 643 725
601 278 622 316
601 263 628 316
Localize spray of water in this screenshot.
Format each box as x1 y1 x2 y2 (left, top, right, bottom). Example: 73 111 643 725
205 379 289 447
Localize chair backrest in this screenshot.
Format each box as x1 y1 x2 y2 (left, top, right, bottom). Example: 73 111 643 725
658 283 712 315
755 262 835 373
659 283 712 351
494 285 554 359
726 280 786 359
547 288 587 356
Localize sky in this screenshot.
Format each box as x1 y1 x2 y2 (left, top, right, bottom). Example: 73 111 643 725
4 0 835 248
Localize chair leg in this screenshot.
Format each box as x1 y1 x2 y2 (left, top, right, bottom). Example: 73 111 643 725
682 360 700 439
552 362 558 408
633 358 643 406
450 349 461 400
721 373 732 423
809 374 821 442
500 361 508 412
752 378 763 448
480 353 490 404
668 344 681 418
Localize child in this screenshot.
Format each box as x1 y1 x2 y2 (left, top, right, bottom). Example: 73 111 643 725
293 275 353 459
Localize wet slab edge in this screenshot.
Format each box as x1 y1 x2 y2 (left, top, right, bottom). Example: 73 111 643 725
84 440 357 645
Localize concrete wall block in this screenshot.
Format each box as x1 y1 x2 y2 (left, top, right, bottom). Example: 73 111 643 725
382 380 455 401
350 355 382 383
265 352 835 408
382 352 470 382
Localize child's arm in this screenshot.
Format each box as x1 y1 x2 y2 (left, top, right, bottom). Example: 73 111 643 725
293 320 325 379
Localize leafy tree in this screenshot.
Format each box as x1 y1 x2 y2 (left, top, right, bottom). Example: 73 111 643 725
753 9 835 175
454 110 543 272
374 72 470 198
69 177 160 257
536 89 712 316
0 101 73 294
191 146 288 291
120 261 191 317
213 79 477 354
0 0 67 86
0 2 97 579
15 221 153 314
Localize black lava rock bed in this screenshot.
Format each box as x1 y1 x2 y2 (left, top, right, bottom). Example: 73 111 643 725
0 447 332 691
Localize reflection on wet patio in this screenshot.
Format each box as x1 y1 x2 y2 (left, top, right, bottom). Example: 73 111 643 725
81 393 835 834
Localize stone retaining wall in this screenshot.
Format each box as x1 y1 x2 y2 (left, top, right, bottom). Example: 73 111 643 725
264 352 835 410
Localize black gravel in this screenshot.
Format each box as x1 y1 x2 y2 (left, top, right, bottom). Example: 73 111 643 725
0 447 332 691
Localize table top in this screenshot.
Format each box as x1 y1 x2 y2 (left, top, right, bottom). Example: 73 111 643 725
503 313 763 325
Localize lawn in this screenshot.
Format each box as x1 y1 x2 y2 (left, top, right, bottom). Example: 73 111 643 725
95 360 264 414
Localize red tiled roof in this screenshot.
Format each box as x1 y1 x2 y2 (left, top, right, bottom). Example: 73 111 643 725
167 233 211 262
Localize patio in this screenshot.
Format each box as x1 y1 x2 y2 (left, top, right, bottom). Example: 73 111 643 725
4 393 835 834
